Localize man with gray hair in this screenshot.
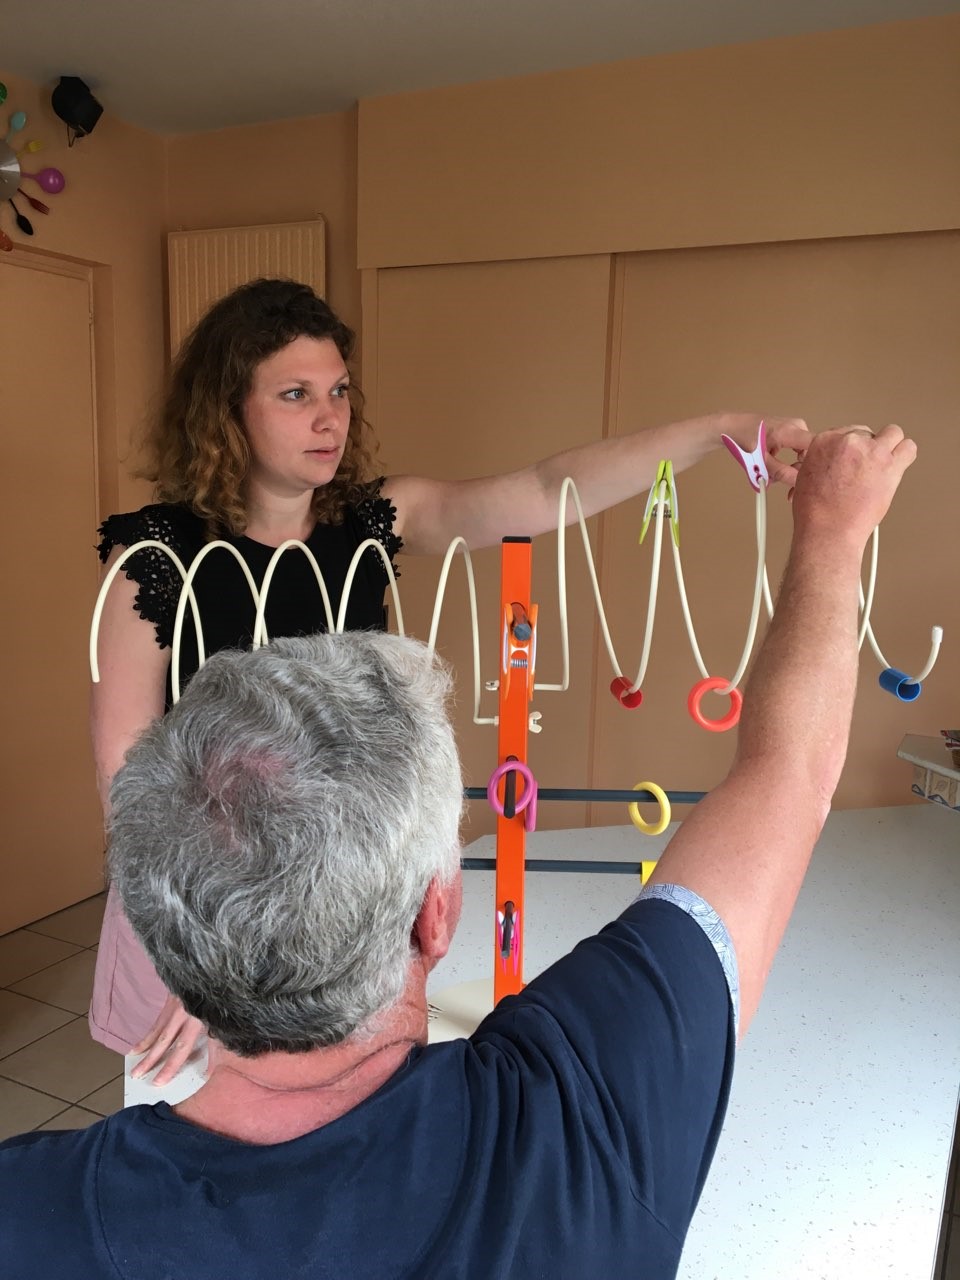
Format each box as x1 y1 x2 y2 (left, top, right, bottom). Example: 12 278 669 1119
1 425 916 1279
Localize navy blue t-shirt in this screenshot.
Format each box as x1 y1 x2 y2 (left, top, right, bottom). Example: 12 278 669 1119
0 898 735 1279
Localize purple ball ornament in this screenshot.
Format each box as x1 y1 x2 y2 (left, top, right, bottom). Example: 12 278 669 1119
24 166 65 195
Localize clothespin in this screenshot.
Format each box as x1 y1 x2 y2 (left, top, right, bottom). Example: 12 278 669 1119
721 421 769 492
639 460 679 547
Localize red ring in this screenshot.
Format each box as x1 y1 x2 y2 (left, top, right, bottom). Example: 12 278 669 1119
610 676 644 709
687 677 743 732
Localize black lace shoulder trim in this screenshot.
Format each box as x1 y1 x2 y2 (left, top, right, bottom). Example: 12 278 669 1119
96 504 204 651
353 478 403 577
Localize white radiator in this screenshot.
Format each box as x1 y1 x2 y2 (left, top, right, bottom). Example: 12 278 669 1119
167 218 326 355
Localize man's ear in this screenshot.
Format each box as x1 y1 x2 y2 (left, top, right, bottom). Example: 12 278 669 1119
412 873 461 963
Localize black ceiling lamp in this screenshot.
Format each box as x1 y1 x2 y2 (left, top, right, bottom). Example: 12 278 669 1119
51 76 103 146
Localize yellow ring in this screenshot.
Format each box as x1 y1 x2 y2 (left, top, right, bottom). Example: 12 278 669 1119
628 781 671 836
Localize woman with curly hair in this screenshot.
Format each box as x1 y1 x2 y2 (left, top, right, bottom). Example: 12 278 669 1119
90 276 809 1084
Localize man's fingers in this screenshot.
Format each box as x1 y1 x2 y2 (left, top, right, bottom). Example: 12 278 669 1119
873 423 904 448
833 423 914 466
892 435 918 469
866 424 915 472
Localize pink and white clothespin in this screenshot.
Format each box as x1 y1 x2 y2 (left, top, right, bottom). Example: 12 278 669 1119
720 421 769 492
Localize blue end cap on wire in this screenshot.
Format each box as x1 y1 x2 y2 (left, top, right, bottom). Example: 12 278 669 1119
879 667 921 701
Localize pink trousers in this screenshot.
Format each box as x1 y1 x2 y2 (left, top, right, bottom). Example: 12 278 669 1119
89 883 169 1054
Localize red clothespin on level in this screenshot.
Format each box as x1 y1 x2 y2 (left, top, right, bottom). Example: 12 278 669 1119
721 421 769 491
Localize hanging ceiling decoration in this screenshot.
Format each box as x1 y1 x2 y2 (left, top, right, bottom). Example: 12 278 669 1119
51 76 103 146
0 82 68 251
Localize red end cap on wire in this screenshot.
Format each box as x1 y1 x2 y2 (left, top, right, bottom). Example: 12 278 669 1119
610 676 644 709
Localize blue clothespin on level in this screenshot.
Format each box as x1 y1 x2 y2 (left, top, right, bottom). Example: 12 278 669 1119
640 460 679 547
721 421 769 492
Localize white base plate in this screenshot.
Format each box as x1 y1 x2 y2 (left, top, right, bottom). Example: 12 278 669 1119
124 1043 208 1108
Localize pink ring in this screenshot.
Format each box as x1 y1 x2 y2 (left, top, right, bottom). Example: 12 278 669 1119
487 761 538 832
687 677 743 733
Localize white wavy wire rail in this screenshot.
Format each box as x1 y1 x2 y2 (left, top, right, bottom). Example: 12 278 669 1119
89 474 943 714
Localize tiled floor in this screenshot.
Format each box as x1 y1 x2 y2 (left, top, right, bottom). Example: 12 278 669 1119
0 891 958 1276
0 893 123 1139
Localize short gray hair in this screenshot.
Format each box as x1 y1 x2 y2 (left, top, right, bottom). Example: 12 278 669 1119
108 632 463 1056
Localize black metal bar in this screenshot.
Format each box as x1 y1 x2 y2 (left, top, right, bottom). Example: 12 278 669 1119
464 787 705 804
502 755 517 819
462 857 645 874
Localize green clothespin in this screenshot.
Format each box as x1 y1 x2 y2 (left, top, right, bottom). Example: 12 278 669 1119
639 460 679 547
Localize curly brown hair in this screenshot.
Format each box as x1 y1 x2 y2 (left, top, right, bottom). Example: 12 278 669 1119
140 278 378 535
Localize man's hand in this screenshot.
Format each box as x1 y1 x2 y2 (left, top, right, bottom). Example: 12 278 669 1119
130 994 206 1086
791 424 918 549
719 413 813 488
650 419 917 1037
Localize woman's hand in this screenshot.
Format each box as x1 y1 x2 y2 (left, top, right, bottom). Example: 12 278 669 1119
719 413 813 488
130 994 206 1086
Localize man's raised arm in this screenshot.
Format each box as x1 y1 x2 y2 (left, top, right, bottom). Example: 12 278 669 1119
649 424 917 1036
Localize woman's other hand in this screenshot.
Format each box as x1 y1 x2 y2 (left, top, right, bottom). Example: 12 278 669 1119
130 994 206 1086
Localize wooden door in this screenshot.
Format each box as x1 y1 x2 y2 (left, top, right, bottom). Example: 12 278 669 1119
0 251 105 932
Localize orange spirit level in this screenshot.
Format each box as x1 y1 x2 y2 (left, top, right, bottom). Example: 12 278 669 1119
492 537 537 1002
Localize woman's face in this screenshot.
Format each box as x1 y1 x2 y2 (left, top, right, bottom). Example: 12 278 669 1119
241 336 352 499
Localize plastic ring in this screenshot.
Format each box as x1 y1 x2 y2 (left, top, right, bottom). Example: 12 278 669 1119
628 781 671 836
487 761 537 828
687 677 743 733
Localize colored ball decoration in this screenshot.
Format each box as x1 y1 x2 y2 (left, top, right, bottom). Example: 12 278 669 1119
27 167 66 194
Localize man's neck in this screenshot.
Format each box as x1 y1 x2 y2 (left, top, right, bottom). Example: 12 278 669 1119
174 985 428 1146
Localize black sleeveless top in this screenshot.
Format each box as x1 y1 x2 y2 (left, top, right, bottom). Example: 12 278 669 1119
97 482 402 704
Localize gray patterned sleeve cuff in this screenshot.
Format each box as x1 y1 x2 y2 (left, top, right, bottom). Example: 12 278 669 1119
637 883 740 1036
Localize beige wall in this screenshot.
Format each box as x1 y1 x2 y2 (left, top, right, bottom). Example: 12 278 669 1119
0 73 168 924
165 109 360 341
358 16 960 268
373 257 613 837
356 15 959 819
0 70 168 516
600 233 959 814
0 81 360 549
4 14 957 864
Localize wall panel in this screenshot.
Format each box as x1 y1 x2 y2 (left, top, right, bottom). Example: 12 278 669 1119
373 255 614 836
595 231 958 813
359 17 960 270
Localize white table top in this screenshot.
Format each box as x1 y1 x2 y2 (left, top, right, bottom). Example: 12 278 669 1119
434 804 960 1279
898 733 960 782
